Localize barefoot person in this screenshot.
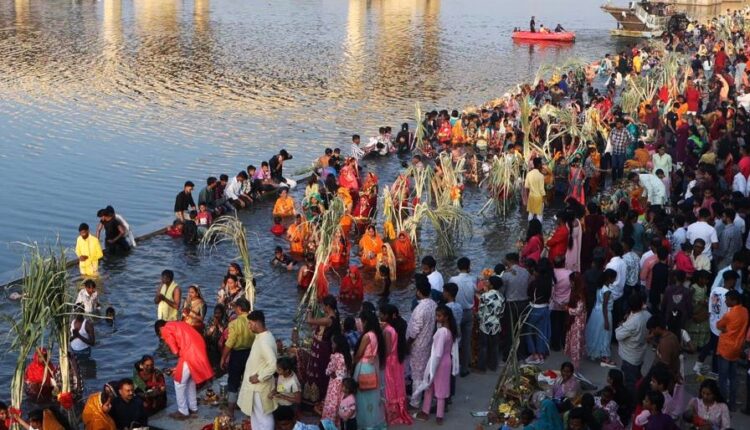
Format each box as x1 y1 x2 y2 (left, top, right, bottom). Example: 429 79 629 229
154 319 214 420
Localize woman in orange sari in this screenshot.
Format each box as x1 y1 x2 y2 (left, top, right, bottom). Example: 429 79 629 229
392 231 415 275
339 211 354 237
287 214 308 254
82 387 116 430
359 225 383 269
272 188 296 217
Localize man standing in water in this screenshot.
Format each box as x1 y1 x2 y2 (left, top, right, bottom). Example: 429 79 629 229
221 298 255 419
524 157 546 222
238 310 278 430
75 223 103 278
155 319 214 420
530 16 536 32
98 208 130 256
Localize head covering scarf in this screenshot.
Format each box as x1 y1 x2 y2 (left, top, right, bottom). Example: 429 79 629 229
24 348 57 386
82 392 116 430
526 398 564 430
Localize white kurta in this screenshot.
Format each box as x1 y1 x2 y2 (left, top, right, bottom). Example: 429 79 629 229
237 330 278 416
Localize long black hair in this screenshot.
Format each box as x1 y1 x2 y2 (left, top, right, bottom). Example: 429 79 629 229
436 304 458 340
379 303 408 363
331 333 353 372
321 295 341 336
526 218 543 242
359 309 386 366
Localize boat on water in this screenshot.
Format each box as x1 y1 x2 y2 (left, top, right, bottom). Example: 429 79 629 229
601 0 688 38
511 31 576 42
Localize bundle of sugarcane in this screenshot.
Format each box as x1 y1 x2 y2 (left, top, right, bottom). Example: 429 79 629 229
402 201 473 258
519 97 534 161
414 102 428 152
406 164 435 206
431 153 466 208
7 244 69 426
47 244 78 421
294 197 345 328
490 304 539 414
201 215 256 309
380 186 399 241
478 154 524 217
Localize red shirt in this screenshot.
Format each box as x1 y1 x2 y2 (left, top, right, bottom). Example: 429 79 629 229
684 87 700 112
547 225 569 263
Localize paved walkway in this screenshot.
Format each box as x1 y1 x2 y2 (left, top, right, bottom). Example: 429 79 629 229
149 348 750 429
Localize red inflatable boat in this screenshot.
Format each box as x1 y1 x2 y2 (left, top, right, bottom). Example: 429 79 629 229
511 31 576 42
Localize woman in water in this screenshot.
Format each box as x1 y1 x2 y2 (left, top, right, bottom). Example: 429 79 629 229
359 225 384 270
82 385 116 430
392 231 416 275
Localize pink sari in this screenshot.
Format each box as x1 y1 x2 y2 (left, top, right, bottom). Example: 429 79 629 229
383 324 412 425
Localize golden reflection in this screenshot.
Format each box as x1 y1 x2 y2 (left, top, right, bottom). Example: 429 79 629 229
340 0 441 106
14 0 29 28
102 0 122 62
194 0 210 35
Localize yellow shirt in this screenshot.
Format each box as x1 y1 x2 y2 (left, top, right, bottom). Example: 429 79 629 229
524 169 546 198
633 55 642 74
225 314 256 351
157 282 179 321
75 235 103 277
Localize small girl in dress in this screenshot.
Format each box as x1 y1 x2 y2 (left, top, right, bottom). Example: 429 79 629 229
321 335 352 424
339 378 357 430
597 386 624 430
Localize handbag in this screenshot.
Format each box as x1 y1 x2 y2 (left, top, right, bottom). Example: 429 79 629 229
357 370 378 391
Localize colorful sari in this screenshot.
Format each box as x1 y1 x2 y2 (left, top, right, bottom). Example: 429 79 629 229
392 232 416 275
287 221 308 254
272 195 296 217
383 324 412 425
339 266 364 301
82 393 116 430
359 233 384 269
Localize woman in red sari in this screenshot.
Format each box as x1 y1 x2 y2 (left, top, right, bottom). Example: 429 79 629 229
352 195 374 233
339 265 364 301
328 232 349 269
392 231 416 275
545 211 571 264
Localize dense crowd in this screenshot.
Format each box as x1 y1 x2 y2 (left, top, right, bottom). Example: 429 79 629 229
11 5 750 430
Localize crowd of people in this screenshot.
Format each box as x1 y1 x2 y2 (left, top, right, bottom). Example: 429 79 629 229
10 5 750 430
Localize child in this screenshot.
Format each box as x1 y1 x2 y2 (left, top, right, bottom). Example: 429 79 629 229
272 356 301 416
338 378 357 430
0 402 9 430
343 317 360 354
165 219 183 238
442 283 463 337
635 391 678 430
271 246 295 271
76 279 100 314
378 265 391 297
322 335 352 424
271 216 286 237
673 242 694 277
105 306 116 328
596 386 624 430
519 409 535 428
196 203 213 235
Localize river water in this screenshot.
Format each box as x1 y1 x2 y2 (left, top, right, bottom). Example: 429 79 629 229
0 0 730 412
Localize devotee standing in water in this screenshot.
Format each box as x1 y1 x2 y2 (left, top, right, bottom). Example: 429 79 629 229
525 157 546 222
155 270 181 322
75 223 103 278
238 310 278 430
